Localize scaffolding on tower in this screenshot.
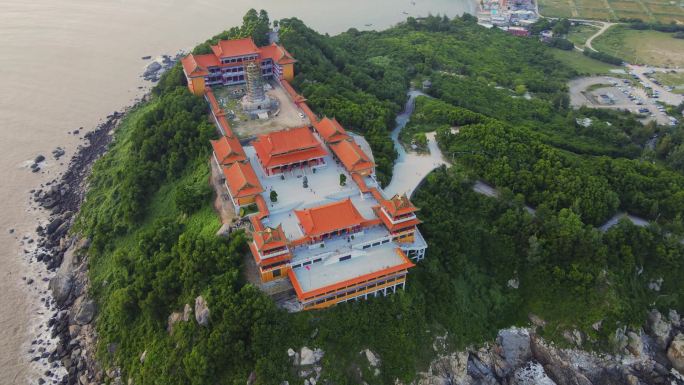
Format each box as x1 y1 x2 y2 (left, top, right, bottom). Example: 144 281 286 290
241 60 276 118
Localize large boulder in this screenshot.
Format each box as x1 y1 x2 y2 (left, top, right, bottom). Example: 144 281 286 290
299 347 324 366
513 361 557 385
167 312 183 334
561 329 583 347
647 309 672 350
626 331 644 357
182 303 192 322
530 335 592 385
420 352 470 385
498 327 532 368
362 349 381 367
667 333 684 374
528 313 547 329
195 296 210 327
48 272 73 306
73 299 96 325
46 217 64 235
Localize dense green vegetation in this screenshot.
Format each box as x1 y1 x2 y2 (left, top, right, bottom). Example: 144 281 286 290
278 14 582 183
583 49 624 65
414 166 684 345
76 10 684 385
656 103 684 174
549 49 620 75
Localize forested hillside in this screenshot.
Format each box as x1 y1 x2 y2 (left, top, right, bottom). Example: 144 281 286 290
74 11 684 385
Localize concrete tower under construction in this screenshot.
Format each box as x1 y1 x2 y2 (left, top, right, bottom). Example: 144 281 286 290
241 61 276 117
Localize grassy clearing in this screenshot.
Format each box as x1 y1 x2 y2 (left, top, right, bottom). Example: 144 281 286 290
592 25 684 67
539 0 684 23
653 71 684 94
567 24 600 48
550 48 620 75
538 0 579 18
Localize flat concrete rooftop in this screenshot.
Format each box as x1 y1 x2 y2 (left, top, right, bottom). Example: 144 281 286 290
292 242 407 293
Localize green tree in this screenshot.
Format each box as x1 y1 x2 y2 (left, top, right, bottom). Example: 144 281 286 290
339 173 347 186
270 190 278 202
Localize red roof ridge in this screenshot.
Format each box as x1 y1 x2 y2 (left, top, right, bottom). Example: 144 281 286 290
315 117 350 143
211 37 259 58
294 198 365 237
223 162 263 198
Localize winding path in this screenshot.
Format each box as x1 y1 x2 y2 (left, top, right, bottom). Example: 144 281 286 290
584 21 615 52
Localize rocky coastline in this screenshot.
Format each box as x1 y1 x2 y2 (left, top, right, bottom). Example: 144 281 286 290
27 97 147 385
23 51 181 385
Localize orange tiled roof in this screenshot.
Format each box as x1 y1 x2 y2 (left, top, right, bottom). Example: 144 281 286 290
206 89 224 116
281 80 307 103
249 242 292 267
380 194 419 217
299 102 317 122
295 199 365 237
330 139 374 174
217 116 233 136
351 173 369 193
211 136 246 165
253 224 288 251
254 194 269 219
222 162 263 199
253 127 327 168
211 37 259 58
374 206 422 233
259 43 297 65
183 39 297 79
315 117 350 143
181 54 220 77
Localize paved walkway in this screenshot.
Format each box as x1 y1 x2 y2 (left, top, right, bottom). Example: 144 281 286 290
383 91 449 198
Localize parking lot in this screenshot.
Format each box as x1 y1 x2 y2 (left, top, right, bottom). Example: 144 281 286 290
569 76 677 126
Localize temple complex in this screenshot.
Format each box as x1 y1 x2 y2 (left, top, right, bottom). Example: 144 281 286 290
181 38 295 96
183 37 427 311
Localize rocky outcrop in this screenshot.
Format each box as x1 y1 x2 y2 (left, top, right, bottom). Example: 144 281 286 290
299 347 324 366
194 296 210 327
668 333 684 374
626 331 644 357
530 335 593 385
72 298 96 325
416 351 470 385
402 309 684 385
48 272 73 306
498 327 531 368
363 349 381 367
167 303 193 334
647 309 673 350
